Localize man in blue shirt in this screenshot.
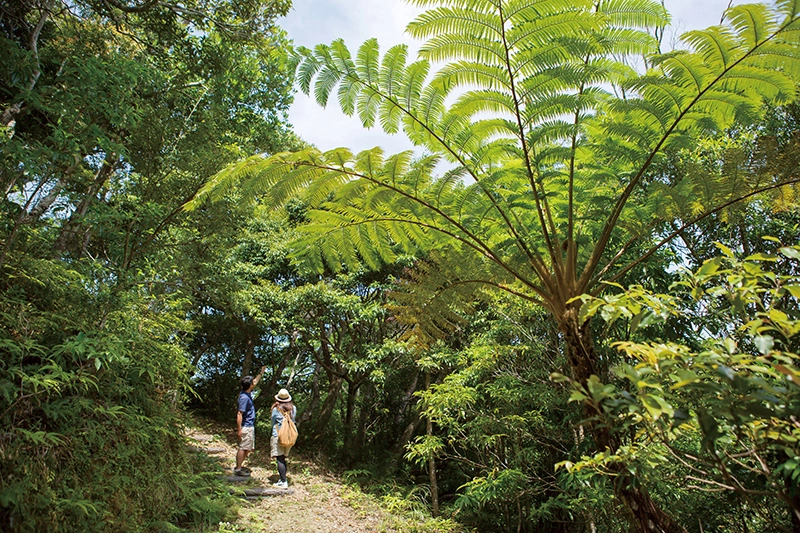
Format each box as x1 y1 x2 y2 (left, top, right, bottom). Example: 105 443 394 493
234 366 266 476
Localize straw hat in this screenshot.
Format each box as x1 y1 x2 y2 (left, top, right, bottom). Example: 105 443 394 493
275 388 292 402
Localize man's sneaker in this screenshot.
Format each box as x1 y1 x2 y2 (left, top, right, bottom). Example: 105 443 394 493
273 480 288 489
239 466 252 473
233 468 250 477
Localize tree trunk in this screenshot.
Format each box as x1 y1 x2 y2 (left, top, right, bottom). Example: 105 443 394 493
265 342 293 395
298 363 320 426
396 368 420 425
241 328 255 379
425 371 439 517
342 378 359 461
354 381 372 456
54 156 117 254
393 414 422 455
1 9 47 129
561 307 687 533
307 374 343 442
787 475 800 533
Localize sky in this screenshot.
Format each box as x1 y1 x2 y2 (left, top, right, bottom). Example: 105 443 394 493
279 0 744 155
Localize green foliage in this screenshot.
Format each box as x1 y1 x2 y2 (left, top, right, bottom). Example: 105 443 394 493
198 1 800 314
0 258 236 532
0 0 296 530
562 242 800 528
180 0 800 531
340 483 465 533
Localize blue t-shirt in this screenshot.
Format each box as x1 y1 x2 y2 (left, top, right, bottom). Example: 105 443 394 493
238 391 255 427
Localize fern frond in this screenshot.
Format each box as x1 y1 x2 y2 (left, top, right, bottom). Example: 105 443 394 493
399 60 430 110
777 0 800 21
382 151 415 185
418 34 506 64
295 46 322 94
356 38 380 86
681 27 738 70
188 154 267 208
598 0 669 29
378 45 410 133
407 6 502 41
597 27 661 56
354 147 385 179
451 90 516 119
310 44 343 107
434 61 511 90
725 4 775 49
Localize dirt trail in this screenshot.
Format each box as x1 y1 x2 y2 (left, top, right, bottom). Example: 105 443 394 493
185 424 412 533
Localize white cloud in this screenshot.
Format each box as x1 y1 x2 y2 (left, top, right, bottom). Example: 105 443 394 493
279 0 744 155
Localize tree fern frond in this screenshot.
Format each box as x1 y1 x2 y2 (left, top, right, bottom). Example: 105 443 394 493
356 38 381 86
354 222 381 269
380 44 409 97
362 186 399 212
526 119 579 147
508 10 595 50
725 4 775 49
746 43 800 79
451 90 516 119
382 151 415 185
378 45 410 133
337 72 361 116
599 0 669 28
356 85 382 128
681 27 738 70
777 0 800 21
419 34 506 64
658 52 714 92
354 147 385 179
432 166 469 209
510 46 575 83
310 44 343 107
597 27 661 56
407 6 502 41
294 46 322 95
269 166 332 206
323 147 356 170
405 82 449 148
400 60 430 110
716 66 796 101
434 61 511 90
187 154 267 208
403 154 440 196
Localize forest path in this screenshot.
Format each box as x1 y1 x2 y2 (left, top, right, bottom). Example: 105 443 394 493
185 420 407 533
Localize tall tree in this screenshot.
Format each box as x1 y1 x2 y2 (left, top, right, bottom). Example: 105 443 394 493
195 1 800 531
0 0 298 530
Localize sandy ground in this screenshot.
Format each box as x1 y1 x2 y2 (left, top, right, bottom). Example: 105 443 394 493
185 423 401 533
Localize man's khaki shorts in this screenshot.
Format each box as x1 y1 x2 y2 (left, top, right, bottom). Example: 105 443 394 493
270 435 291 457
239 426 255 451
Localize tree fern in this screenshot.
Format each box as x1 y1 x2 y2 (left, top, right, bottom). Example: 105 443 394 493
191 4 800 525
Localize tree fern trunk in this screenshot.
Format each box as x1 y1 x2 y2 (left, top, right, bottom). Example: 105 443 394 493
561 308 687 533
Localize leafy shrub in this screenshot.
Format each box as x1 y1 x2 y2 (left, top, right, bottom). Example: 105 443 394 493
0 259 233 532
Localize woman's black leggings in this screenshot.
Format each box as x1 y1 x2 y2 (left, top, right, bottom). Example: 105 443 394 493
276 455 287 481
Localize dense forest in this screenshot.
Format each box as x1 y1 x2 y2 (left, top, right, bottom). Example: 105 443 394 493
2 0 800 532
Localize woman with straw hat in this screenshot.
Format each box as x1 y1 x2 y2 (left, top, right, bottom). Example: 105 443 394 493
270 388 296 488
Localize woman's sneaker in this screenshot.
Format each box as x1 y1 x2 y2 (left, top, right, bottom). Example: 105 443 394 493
273 480 288 489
